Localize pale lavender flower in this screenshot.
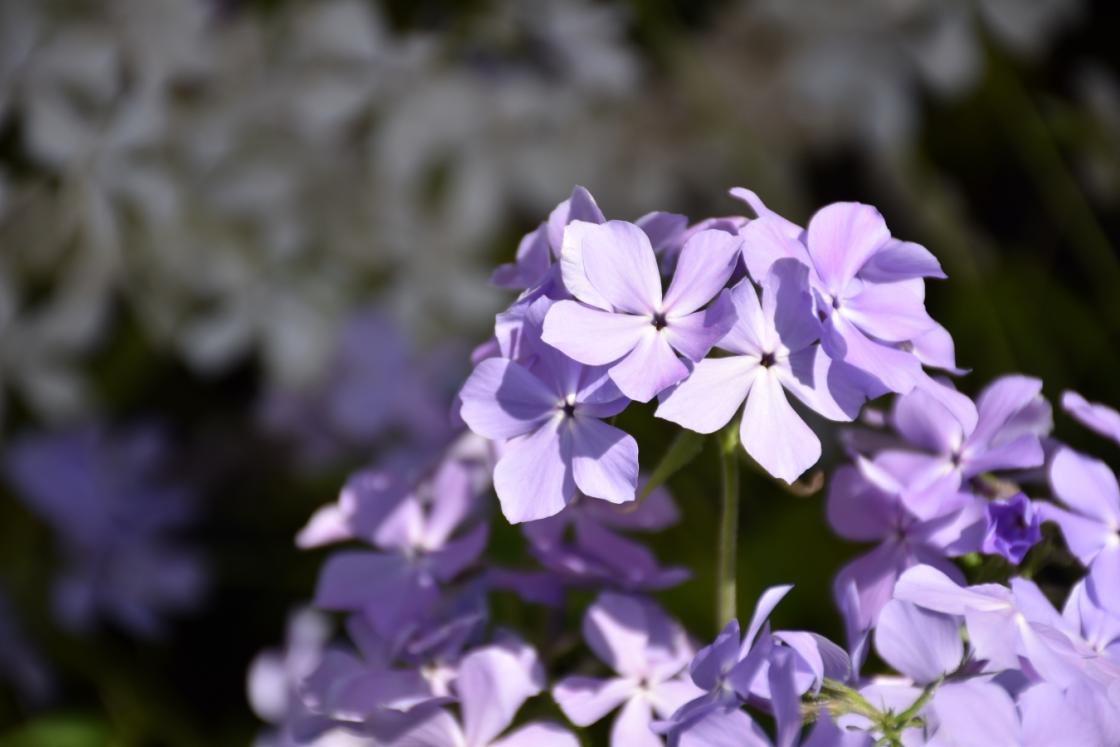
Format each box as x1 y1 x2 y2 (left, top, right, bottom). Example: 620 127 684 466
552 592 701 747
1038 446 1120 615
827 460 983 638
735 190 945 394
1062 578 1120 661
541 220 740 402
1062 390 1120 447
656 260 863 483
981 493 1042 564
926 680 1107 747
459 298 638 522
876 375 1047 519
312 455 488 637
521 488 689 593
3 422 206 637
390 638 578 747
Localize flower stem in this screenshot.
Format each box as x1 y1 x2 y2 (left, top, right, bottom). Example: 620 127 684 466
716 424 740 630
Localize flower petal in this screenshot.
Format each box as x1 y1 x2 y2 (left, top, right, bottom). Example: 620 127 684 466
738 371 821 484
655 356 757 434
580 220 662 314
552 676 634 727
663 290 737 362
494 419 575 524
542 300 650 366
805 202 891 292
874 600 963 684
662 230 741 315
570 417 639 505
459 359 557 440
608 330 689 403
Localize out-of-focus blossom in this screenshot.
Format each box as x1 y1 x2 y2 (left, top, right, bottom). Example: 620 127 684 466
4 422 207 637
552 593 700 746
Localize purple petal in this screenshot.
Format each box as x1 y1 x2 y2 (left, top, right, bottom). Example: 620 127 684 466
1040 503 1114 564
891 386 965 454
548 185 605 255
911 323 967 375
832 542 911 633
729 188 803 238
777 346 864 422
583 592 656 677
677 707 770 747
542 301 649 365
552 676 634 727
1049 446 1120 526
842 279 936 343
458 643 543 747
492 224 551 290
608 331 689 403
857 238 946 282
637 211 689 253
826 466 899 542
610 695 660 747
1087 547 1120 617
738 372 821 484
719 278 769 356
1063 390 1120 446
662 230 741 315
1019 682 1105 747
767 647 801 747
459 359 557 440
579 221 662 314
570 417 638 505
929 681 1019 746
663 290 737 362
805 202 891 293
689 620 741 691
874 600 962 683
893 564 1012 615
655 356 757 434
392 709 464 747
762 259 820 353
822 314 922 394
743 585 795 650
429 524 489 582
494 419 575 524
491 721 580 747
969 375 1044 451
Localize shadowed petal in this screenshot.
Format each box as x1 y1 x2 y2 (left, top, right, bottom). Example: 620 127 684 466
842 279 936 343
662 230 741 315
858 238 946 281
570 417 639 505
655 356 757 434
1050 447 1120 527
542 300 650 366
494 419 575 524
806 202 890 292
580 221 662 314
739 371 821 484
663 291 737 362
459 359 557 440
875 600 962 684
608 330 689 403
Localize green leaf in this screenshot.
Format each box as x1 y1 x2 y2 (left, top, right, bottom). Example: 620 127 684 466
638 430 706 500
0 714 110 747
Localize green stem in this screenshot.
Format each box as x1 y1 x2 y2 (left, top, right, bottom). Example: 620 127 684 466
716 424 740 630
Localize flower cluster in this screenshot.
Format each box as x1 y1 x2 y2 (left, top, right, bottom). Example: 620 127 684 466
249 186 1120 746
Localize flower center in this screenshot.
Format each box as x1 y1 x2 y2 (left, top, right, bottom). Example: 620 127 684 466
651 312 668 331
760 351 776 368
560 397 577 418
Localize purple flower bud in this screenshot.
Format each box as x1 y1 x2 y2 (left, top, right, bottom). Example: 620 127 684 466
981 493 1042 564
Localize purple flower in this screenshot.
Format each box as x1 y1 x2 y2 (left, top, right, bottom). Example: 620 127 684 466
1038 446 1120 616
827 460 983 638
927 680 1110 747
876 375 1048 519
982 493 1042 564
312 455 488 637
552 592 701 747
541 220 740 402
656 260 864 483
459 298 638 522
736 190 946 394
391 639 578 747
874 599 964 684
521 488 689 593
491 186 605 292
1063 390 1120 447
3 423 207 638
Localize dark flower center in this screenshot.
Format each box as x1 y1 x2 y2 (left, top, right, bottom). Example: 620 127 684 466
760 352 776 368
561 401 577 418
651 312 668 331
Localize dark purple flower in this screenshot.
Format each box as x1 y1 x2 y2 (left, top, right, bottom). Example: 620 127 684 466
982 493 1042 564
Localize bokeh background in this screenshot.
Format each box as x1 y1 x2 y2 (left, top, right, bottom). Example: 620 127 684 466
1 0 1119 744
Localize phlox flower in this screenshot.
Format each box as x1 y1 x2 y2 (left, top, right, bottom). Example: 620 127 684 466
391 638 578 747
1039 446 1120 616
459 298 638 522
980 492 1042 564
656 259 863 483
542 219 740 402
735 189 945 394
552 592 701 747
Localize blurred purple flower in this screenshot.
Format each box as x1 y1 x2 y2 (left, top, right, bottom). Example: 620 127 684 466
1063 390 1120 447
520 487 689 593
827 460 983 639
0 588 53 706
657 261 863 483
4 422 207 637
552 592 701 746
542 220 739 402
981 492 1042 564
391 638 578 747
